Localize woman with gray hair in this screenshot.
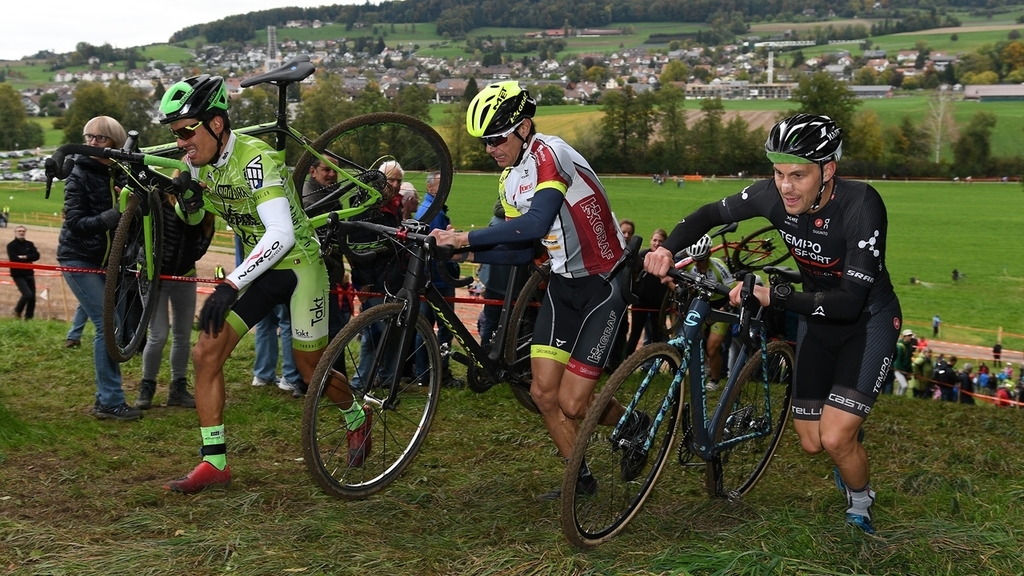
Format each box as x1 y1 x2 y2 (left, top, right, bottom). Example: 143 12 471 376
56 116 143 421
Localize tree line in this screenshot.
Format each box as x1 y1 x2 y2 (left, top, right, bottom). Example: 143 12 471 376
169 0 1015 43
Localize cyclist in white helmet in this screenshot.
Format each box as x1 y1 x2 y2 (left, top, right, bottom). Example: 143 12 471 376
682 234 734 390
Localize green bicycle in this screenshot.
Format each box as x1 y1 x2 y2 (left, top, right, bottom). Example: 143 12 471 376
45 54 453 362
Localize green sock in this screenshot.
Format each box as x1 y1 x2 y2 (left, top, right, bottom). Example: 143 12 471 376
342 404 366 431
201 425 227 471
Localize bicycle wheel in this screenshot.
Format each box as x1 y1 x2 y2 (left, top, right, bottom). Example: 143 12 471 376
103 189 163 362
656 287 687 340
301 302 442 499
294 112 453 225
561 343 688 548
705 340 794 499
729 225 792 271
503 265 549 414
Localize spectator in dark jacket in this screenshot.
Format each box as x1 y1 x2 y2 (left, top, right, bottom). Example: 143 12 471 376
624 229 669 356
57 116 142 422
7 225 41 319
957 363 976 404
134 196 215 410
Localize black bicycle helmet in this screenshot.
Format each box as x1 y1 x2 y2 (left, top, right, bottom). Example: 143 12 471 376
764 114 843 165
159 74 229 124
466 81 537 138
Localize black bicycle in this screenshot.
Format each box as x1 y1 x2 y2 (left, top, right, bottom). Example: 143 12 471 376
560 266 798 548
300 217 558 499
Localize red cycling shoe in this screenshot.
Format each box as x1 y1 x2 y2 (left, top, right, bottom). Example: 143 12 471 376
164 461 232 494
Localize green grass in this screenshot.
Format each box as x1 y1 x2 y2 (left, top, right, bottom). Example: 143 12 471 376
6 174 1024 348
0 317 1023 574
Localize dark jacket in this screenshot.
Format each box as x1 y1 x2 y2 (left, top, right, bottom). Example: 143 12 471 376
348 195 404 293
6 238 40 278
56 155 123 266
160 197 213 277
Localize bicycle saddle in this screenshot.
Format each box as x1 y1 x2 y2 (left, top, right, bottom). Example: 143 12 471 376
241 54 315 87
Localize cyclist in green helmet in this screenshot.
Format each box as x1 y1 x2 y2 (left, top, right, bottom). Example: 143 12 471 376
158 74 368 494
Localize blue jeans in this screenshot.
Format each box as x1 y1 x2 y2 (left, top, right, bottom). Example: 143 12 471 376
61 260 124 406
350 296 396 391
253 304 302 384
66 304 88 340
416 285 454 376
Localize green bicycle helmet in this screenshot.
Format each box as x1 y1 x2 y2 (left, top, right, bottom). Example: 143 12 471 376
159 74 229 124
466 81 536 138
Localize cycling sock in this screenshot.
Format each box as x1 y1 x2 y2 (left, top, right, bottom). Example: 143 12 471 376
845 482 876 518
342 403 366 431
200 425 227 471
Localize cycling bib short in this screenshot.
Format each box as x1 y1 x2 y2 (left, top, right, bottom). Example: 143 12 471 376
225 265 329 351
532 273 627 380
790 294 901 420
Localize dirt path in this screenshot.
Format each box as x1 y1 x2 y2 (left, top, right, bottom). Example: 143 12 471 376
0 221 236 322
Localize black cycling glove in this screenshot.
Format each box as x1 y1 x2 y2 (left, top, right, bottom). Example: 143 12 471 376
177 180 205 215
199 282 239 335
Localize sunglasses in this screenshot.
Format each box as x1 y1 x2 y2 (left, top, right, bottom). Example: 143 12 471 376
169 120 204 141
481 121 524 147
83 134 111 144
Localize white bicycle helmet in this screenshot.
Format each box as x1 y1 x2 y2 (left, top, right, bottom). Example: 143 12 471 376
687 234 713 260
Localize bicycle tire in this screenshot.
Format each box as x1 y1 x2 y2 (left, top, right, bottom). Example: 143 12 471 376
656 287 687 340
503 265 549 414
729 225 792 272
301 302 441 499
561 343 686 548
102 190 163 362
705 340 794 499
293 111 453 226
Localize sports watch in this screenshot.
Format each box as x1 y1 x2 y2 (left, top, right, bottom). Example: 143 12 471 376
771 283 792 310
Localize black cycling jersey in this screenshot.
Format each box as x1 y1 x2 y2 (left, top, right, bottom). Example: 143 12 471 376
663 176 902 419
663 176 897 321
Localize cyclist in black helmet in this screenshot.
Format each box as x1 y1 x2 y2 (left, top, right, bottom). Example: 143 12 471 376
157 75 366 495
645 114 902 534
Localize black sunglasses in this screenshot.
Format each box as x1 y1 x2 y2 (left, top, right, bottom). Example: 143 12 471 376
169 120 204 141
480 121 525 147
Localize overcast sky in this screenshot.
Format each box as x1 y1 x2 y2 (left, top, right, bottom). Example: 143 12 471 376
1 1 380 61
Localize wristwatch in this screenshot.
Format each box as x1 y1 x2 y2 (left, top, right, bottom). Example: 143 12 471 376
772 283 792 310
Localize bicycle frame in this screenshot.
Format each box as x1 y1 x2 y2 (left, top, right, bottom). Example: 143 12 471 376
635 281 773 462
366 236 532 407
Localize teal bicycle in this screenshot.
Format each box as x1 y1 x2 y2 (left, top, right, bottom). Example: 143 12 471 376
560 267 797 548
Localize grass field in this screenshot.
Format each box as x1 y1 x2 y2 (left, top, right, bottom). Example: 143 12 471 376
0 312 1023 574
7 174 1024 349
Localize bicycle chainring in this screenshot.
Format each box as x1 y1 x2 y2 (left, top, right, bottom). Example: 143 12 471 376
465 361 498 393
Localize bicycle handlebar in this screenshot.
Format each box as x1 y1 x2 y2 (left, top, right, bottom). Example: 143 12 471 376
665 266 732 298
45 143 189 198
332 218 475 287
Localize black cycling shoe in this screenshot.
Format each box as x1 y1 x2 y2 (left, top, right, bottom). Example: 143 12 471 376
619 410 652 481
536 470 598 501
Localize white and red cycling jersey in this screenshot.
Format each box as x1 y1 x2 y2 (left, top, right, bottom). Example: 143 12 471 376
494 133 624 278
